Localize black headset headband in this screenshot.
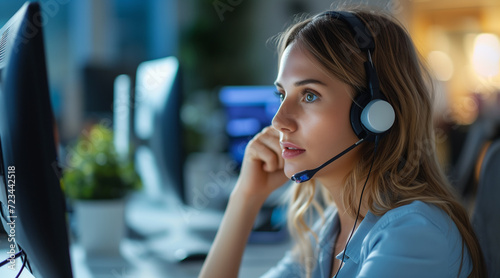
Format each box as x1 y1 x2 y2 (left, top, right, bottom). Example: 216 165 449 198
319 11 381 101
320 11 375 51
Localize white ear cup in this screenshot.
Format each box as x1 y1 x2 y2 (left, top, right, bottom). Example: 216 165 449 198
361 99 395 133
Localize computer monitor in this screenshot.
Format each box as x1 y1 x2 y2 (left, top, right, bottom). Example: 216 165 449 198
0 2 72 277
133 56 185 203
219 86 281 167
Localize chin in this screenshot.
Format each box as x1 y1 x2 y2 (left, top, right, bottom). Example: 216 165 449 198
283 164 303 179
283 168 293 179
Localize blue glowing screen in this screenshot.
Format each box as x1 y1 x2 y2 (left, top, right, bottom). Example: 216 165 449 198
219 86 280 165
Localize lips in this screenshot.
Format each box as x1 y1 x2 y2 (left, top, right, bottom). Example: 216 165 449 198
280 142 306 159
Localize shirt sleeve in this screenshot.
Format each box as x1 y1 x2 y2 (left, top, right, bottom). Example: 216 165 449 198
259 250 305 278
357 212 467 278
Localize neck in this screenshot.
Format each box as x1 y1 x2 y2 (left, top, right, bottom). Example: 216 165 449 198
319 176 369 235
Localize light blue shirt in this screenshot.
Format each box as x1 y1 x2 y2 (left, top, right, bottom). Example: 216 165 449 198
261 201 472 278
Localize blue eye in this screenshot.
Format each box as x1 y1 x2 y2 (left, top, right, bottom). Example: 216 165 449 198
274 91 284 102
304 91 318 103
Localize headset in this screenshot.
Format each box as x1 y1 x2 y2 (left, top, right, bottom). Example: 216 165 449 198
320 11 396 142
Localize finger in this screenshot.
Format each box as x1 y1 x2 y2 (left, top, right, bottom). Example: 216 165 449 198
258 130 281 158
257 127 284 169
250 139 281 172
269 128 285 170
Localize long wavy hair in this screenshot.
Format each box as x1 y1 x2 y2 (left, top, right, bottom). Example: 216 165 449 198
275 8 486 278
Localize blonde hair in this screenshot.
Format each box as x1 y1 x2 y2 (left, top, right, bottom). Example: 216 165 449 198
276 8 486 278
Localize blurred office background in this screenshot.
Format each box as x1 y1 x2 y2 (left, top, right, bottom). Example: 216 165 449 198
0 0 499 277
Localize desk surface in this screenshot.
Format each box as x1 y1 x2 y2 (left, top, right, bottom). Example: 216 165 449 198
0 188 292 278
0 235 291 278
70 238 291 278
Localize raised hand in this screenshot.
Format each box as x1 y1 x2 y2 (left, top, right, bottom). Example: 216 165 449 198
234 126 289 201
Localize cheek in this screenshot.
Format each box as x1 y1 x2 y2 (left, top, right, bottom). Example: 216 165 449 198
308 109 354 141
303 107 358 158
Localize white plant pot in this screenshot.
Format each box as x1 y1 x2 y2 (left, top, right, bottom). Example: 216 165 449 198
74 199 125 256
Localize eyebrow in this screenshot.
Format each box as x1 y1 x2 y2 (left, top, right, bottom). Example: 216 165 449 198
274 79 327 88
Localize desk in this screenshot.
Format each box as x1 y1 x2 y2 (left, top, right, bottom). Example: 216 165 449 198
70 238 291 278
69 192 292 278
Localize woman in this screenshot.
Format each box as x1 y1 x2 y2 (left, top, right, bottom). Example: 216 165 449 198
199 7 486 278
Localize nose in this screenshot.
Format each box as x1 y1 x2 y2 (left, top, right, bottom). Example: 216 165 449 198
272 100 297 133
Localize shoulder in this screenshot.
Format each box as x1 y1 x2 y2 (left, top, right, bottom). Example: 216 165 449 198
373 200 453 233
366 201 463 252
359 201 471 277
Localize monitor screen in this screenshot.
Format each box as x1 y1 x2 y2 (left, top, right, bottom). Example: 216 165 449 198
0 2 72 277
219 86 280 166
133 56 185 203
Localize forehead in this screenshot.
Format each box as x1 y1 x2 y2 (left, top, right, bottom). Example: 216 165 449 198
276 42 332 85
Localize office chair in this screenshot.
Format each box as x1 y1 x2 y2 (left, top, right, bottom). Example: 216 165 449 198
450 118 497 196
472 138 500 277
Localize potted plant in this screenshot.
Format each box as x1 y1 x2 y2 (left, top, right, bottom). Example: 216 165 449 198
62 123 142 256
